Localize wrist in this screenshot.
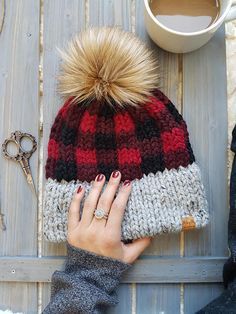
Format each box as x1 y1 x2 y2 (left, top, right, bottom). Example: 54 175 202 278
66 241 132 274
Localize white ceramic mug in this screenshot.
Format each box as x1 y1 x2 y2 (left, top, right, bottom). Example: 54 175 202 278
144 0 236 53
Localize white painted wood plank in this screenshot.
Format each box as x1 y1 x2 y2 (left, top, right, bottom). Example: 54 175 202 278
41 0 86 310
0 256 226 283
136 284 180 314
0 0 39 312
183 26 228 313
88 0 132 31
105 284 132 314
183 26 228 257
184 283 223 314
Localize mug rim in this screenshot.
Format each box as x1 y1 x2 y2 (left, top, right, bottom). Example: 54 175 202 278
144 0 232 36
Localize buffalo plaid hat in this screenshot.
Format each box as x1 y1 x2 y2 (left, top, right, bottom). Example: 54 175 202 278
43 27 209 242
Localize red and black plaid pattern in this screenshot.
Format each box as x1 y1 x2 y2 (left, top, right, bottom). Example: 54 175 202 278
45 89 195 182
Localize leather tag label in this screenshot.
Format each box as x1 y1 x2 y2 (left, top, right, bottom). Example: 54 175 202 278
182 216 196 230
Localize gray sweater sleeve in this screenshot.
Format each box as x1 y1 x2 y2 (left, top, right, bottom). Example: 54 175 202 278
42 241 132 314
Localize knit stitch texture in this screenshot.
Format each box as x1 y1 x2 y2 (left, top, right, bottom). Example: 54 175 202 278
45 89 194 182
43 89 209 242
42 242 131 314
43 27 210 242
44 162 208 242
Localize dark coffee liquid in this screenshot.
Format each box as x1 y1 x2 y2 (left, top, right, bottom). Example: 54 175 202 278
149 0 220 33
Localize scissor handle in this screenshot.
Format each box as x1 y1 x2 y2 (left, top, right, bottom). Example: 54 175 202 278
2 130 37 161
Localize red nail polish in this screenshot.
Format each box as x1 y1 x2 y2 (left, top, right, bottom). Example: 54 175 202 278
96 174 104 182
123 180 131 186
112 170 120 178
77 185 83 193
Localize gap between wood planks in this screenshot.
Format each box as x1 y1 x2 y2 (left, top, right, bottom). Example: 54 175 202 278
35 2 235 314
37 0 44 312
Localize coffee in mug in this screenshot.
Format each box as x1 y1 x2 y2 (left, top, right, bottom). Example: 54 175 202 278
149 0 221 33
144 0 236 53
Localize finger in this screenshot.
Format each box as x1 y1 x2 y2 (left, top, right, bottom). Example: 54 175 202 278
80 174 105 226
106 179 132 230
68 185 85 231
91 170 121 228
125 237 152 263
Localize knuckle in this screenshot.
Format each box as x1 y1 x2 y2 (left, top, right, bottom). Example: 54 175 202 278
120 186 132 196
68 203 78 213
74 191 83 199
103 239 115 248
70 200 81 210
92 181 103 189
102 233 118 247
84 198 95 210
84 186 101 207
108 179 118 187
72 192 83 202
98 197 108 209
111 201 120 212
123 256 134 264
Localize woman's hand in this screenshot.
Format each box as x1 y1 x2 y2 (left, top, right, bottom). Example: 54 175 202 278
67 170 151 264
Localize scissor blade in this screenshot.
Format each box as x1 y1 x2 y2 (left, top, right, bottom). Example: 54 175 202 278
26 173 37 196
19 158 37 196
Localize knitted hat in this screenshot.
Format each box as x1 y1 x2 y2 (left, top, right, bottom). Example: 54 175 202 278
43 27 209 243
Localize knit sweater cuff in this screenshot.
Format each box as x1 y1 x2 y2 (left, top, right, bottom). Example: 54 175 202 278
66 241 132 275
43 243 132 313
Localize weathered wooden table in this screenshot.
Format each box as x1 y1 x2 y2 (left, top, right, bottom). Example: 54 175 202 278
0 1 229 313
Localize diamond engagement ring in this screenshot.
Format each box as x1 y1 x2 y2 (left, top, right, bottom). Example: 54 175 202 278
94 208 109 220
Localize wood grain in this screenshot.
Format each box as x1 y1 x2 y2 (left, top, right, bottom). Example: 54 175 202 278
0 1 39 312
0 0 229 313
183 25 229 313
41 0 86 310
0 0 5 34
0 256 226 283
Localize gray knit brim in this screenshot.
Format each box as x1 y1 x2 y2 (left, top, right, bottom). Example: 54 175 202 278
43 162 209 242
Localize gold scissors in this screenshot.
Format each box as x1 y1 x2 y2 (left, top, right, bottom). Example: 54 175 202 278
2 130 37 196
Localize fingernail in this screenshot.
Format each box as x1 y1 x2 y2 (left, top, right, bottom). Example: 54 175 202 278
77 185 83 193
123 180 131 186
112 170 120 178
96 174 104 182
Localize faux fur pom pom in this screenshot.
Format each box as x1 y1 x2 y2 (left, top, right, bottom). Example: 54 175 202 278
56 26 159 107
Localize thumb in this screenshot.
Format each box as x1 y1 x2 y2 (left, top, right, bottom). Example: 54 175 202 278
124 237 152 263
68 185 85 231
